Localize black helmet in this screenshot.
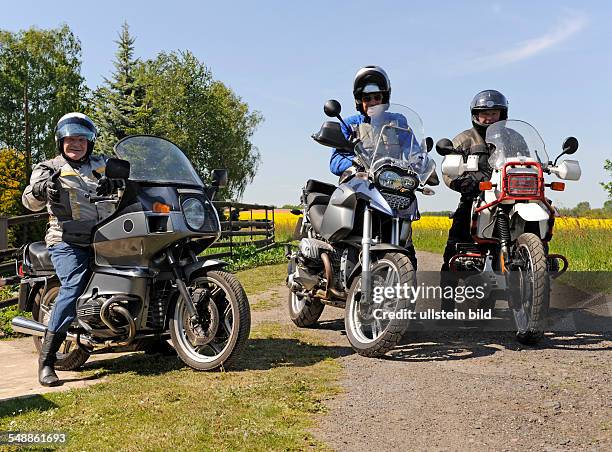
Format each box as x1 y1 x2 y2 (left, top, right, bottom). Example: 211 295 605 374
55 112 97 159
470 90 508 128
353 66 391 114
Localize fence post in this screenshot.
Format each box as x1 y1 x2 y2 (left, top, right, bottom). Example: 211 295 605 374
0 216 8 250
271 207 275 244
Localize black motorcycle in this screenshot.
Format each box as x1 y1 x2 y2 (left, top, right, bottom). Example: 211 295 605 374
13 135 251 371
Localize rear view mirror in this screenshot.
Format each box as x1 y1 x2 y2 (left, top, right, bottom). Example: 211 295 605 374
211 169 228 188
425 137 433 152
106 158 130 179
312 121 352 151
324 99 342 118
553 136 579 165
435 138 455 156
562 136 579 155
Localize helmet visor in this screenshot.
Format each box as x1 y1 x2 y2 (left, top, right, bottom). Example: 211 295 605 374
57 123 96 141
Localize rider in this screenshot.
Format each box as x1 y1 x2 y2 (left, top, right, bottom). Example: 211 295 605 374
22 113 123 386
439 90 508 310
329 66 424 270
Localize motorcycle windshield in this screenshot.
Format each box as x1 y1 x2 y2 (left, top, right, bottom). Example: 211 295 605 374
113 135 204 186
359 103 434 184
486 120 548 170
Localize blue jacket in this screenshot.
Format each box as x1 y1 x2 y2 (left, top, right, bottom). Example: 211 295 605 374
329 113 421 175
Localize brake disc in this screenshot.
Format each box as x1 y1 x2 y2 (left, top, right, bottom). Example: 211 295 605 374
184 288 221 346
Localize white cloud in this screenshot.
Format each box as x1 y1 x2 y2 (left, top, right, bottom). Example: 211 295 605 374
453 11 588 74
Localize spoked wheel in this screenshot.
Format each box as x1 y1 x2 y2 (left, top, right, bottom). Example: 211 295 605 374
32 280 90 371
288 291 325 328
170 271 250 371
509 233 550 345
345 252 415 357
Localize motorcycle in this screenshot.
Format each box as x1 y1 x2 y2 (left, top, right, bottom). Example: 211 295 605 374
286 100 437 357
12 135 251 371
436 120 581 344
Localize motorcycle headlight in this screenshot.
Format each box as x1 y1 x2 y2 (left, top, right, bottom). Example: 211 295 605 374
401 174 418 190
377 170 402 190
182 198 206 230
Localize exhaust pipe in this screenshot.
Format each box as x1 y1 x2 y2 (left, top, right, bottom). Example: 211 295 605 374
11 317 95 348
12 316 46 336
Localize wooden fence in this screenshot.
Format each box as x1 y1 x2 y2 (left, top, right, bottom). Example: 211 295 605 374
0 202 276 279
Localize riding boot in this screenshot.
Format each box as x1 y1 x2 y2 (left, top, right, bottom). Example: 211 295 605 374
38 330 67 387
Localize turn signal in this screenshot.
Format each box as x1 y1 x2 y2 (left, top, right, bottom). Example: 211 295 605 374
479 181 493 191
153 202 171 213
550 182 565 191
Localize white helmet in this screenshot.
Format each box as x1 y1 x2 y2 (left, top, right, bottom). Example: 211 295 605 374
55 112 97 157
353 66 391 113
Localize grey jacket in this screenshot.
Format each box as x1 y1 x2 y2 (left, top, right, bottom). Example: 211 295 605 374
22 155 115 247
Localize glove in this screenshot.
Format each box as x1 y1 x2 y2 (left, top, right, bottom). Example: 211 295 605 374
450 171 487 195
96 177 125 196
32 170 61 203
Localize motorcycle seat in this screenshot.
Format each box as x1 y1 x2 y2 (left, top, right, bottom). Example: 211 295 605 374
23 241 55 274
308 204 327 234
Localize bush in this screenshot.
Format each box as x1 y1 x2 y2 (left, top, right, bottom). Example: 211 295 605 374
226 244 286 272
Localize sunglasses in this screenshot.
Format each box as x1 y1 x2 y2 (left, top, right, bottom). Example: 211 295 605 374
362 93 383 102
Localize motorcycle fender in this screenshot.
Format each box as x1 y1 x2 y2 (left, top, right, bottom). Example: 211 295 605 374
184 259 228 282
347 244 413 286
17 276 52 312
513 203 549 222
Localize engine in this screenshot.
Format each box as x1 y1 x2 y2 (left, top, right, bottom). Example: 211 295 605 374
76 294 140 336
287 238 342 292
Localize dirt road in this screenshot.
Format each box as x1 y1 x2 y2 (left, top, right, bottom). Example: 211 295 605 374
252 251 612 451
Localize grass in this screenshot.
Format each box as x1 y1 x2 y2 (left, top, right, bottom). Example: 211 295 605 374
0 264 345 451
0 323 344 451
235 263 287 296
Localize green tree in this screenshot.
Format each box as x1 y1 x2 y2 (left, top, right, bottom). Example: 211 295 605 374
138 50 262 198
0 25 86 175
601 159 612 199
89 22 150 154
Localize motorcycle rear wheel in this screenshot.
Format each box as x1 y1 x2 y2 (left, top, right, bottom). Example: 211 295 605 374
32 280 90 371
288 292 325 327
170 271 251 371
345 252 415 357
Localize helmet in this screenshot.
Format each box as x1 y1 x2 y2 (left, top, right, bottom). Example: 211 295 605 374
55 112 97 158
353 66 391 114
470 90 508 128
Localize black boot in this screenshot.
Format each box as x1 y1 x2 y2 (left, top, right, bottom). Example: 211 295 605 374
38 330 67 387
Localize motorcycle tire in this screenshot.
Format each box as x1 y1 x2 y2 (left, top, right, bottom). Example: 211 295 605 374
32 280 90 371
170 271 250 371
288 291 325 328
345 252 415 357
511 233 549 345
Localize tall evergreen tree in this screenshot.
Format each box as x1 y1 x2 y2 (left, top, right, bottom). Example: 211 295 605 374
90 22 149 153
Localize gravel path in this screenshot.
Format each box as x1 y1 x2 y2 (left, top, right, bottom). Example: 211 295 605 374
254 251 612 451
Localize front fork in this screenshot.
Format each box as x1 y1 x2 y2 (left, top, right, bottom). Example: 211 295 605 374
361 209 402 304
166 249 198 318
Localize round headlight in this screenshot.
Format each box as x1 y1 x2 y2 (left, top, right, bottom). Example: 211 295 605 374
182 198 206 230
377 170 401 190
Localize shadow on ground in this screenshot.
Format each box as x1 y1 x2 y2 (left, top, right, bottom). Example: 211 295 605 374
385 330 612 362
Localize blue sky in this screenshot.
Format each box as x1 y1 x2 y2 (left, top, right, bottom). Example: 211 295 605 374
4 0 611 209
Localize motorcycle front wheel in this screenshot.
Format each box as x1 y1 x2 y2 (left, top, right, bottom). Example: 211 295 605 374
345 252 415 357
509 233 550 345
169 271 251 371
